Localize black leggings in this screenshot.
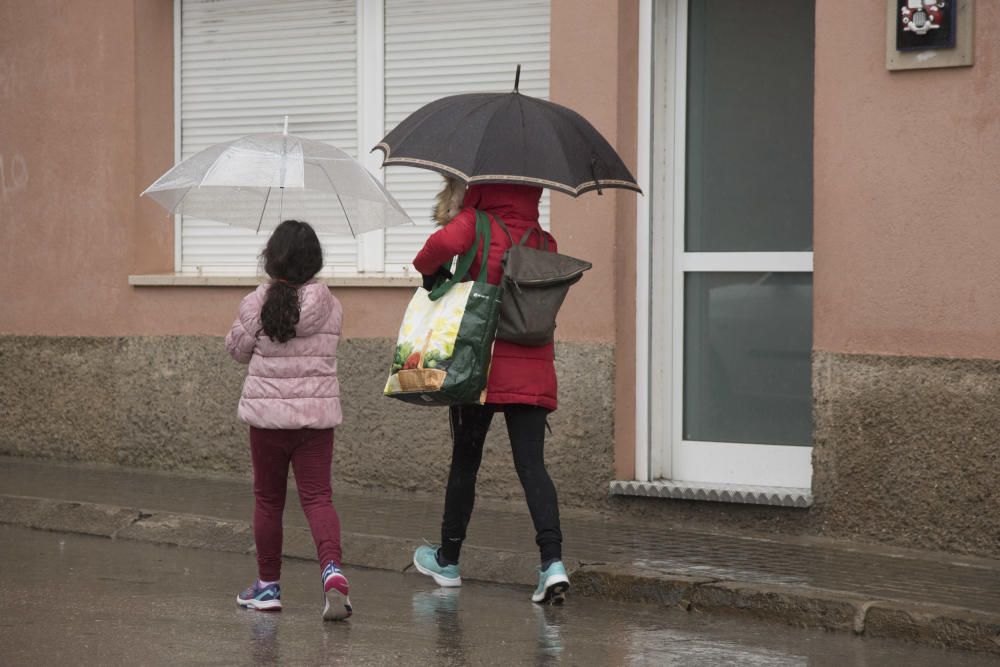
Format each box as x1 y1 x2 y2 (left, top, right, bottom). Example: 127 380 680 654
440 404 562 565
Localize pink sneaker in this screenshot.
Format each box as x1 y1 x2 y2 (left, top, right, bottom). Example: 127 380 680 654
321 562 352 621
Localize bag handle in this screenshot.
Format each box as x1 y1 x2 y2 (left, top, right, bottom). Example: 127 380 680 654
473 210 492 283
427 209 492 300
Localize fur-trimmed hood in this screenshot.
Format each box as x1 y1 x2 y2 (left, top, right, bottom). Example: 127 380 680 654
433 180 544 227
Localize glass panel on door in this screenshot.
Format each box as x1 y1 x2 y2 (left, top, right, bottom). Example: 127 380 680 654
683 271 813 446
685 0 815 254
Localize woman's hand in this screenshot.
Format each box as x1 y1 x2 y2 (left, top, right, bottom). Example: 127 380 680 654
422 266 454 291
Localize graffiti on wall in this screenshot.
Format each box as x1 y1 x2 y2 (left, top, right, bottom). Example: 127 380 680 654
0 55 28 203
0 154 29 201
0 57 13 100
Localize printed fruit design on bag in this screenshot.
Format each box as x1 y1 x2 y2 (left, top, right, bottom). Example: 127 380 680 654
389 327 456 374
391 331 448 392
385 286 468 395
402 351 421 369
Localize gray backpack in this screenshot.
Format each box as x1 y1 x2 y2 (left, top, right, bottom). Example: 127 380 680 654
493 215 592 346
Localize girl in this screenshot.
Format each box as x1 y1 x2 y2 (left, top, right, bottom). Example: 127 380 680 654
410 180 571 605
225 219 351 621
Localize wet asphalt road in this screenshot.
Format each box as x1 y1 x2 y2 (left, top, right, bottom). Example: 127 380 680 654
1 526 996 666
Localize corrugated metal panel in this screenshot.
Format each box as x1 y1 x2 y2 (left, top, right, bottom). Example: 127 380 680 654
609 480 813 508
383 0 551 272
179 0 358 274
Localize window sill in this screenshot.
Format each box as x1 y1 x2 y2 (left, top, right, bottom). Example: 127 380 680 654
128 274 422 288
609 480 813 508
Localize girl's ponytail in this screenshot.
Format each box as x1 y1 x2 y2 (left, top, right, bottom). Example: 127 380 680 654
258 220 324 343
260 280 300 343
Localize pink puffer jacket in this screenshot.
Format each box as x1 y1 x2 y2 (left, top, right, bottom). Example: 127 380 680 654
225 281 342 430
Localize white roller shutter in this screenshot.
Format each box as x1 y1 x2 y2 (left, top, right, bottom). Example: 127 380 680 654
383 0 551 272
179 0 358 274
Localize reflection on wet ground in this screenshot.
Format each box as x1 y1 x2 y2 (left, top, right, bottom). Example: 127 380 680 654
2 526 997 666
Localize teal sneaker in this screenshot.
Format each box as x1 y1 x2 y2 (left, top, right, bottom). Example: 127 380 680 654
532 561 570 605
413 544 462 587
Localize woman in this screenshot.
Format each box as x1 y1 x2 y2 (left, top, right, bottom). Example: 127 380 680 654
410 180 570 605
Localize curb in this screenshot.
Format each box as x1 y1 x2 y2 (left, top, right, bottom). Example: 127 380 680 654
3 494 998 655
572 563 1000 655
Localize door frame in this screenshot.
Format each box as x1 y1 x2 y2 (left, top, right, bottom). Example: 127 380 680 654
635 0 813 489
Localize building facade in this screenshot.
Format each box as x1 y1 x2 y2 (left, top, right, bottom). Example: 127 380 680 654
1 0 998 558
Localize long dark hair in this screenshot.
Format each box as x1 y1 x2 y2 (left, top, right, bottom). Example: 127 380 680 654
259 220 323 343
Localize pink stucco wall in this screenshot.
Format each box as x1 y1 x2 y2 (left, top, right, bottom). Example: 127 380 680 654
550 0 632 343
814 1 1000 360
0 1 419 338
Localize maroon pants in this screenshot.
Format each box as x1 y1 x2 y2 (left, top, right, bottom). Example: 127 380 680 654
249 427 342 581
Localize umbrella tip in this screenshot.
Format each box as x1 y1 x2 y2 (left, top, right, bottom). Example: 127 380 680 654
283 116 289 135
514 64 521 93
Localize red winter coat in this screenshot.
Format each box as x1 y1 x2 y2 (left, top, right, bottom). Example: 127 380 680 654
413 184 558 411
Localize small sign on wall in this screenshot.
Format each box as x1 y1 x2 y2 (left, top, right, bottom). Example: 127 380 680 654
886 0 974 70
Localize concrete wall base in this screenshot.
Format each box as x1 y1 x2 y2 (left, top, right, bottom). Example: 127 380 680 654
813 350 1000 558
0 335 614 509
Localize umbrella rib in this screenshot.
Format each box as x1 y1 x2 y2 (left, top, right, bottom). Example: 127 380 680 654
167 186 195 215
315 162 357 238
514 93 528 178
257 187 272 233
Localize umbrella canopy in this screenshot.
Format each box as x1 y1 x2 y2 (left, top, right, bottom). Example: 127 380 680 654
143 132 411 236
374 69 641 197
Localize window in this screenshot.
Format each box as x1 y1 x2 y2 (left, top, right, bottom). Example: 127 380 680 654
176 0 551 276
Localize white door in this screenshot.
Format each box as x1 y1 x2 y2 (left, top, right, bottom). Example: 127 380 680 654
638 0 815 491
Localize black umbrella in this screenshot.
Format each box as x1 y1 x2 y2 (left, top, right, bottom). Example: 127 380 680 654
374 66 641 197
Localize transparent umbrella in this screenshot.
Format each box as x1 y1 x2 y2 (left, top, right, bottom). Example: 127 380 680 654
142 123 411 236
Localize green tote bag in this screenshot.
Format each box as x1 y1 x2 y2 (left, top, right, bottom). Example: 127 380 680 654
384 211 503 406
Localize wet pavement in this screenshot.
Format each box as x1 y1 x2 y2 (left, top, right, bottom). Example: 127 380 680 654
2 457 998 615
2 526 996 666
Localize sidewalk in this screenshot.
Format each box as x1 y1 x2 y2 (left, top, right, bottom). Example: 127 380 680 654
2 456 998 655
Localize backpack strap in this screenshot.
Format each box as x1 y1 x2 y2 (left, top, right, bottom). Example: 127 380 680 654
494 214 548 251
517 227 549 251
493 214 515 245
